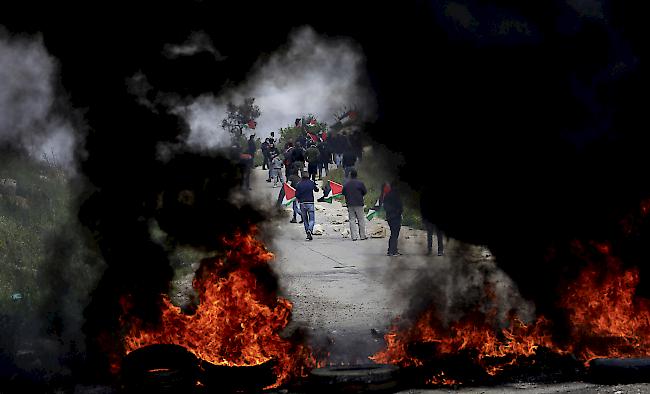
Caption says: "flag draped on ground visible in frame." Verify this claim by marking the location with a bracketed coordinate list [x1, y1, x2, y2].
[323, 180, 343, 203]
[366, 198, 381, 220]
[282, 183, 296, 206]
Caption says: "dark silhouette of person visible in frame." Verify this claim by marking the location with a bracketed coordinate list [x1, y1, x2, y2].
[382, 182, 403, 256]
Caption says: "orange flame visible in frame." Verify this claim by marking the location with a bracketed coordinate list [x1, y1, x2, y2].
[120, 230, 316, 387]
[561, 242, 650, 363]
[371, 239, 650, 385]
[370, 310, 557, 378]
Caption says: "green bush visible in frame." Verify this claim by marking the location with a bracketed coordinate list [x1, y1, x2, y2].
[278, 125, 303, 147]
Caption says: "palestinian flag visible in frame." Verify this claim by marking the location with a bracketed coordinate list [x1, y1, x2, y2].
[323, 180, 343, 203]
[308, 118, 317, 126]
[366, 199, 381, 220]
[245, 119, 257, 129]
[338, 110, 358, 123]
[282, 183, 296, 206]
[307, 132, 319, 143]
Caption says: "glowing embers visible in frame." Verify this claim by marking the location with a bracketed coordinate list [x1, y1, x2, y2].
[120, 230, 316, 388]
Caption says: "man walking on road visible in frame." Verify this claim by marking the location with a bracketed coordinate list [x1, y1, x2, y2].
[382, 182, 403, 256]
[295, 171, 319, 240]
[342, 169, 367, 241]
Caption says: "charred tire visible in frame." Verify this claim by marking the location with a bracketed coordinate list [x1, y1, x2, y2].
[121, 344, 199, 394]
[309, 364, 400, 393]
[588, 358, 650, 384]
[199, 359, 277, 392]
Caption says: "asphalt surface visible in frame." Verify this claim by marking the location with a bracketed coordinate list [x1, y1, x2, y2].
[249, 167, 650, 394]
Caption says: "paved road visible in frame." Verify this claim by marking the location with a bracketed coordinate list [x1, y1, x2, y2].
[249, 167, 650, 394]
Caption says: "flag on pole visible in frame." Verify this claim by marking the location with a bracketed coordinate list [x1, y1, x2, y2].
[323, 180, 343, 203]
[338, 110, 358, 123]
[366, 198, 381, 220]
[282, 183, 296, 206]
[308, 132, 319, 143]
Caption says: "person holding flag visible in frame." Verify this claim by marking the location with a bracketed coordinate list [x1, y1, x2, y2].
[295, 171, 319, 241]
[277, 168, 302, 224]
[366, 197, 381, 221]
[342, 169, 368, 241]
[320, 179, 343, 202]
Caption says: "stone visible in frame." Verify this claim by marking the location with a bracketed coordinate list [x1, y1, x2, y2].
[371, 226, 387, 238]
[312, 224, 325, 235]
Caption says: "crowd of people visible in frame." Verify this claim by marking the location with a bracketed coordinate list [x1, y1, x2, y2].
[240, 129, 444, 257]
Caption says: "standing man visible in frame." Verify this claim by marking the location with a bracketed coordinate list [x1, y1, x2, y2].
[317, 140, 330, 180]
[261, 138, 270, 171]
[342, 149, 357, 179]
[295, 171, 319, 241]
[382, 182, 403, 256]
[291, 141, 306, 173]
[420, 186, 444, 256]
[270, 153, 285, 187]
[306, 143, 320, 181]
[247, 134, 257, 165]
[239, 149, 253, 191]
[342, 169, 367, 241]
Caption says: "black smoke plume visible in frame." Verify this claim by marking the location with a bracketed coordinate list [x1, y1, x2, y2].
[3, 0, 648, 378]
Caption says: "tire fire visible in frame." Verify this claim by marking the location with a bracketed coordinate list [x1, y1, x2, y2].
[119, 229, 316, 387]
[371, 202, 650, 385]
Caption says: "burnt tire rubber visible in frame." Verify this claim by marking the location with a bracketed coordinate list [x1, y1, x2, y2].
[121, 344, 198, 394]
[588, 358, 650, 384]
[309, 364, 400, 393]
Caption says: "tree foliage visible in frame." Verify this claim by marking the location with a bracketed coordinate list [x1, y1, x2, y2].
[221, 97, 261, 136]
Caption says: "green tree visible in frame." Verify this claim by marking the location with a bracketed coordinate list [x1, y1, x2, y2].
[221, 97, 261, 137]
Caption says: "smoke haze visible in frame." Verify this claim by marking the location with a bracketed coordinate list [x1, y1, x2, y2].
[0, 29, 77, 171]
[180, 26, 375, 148]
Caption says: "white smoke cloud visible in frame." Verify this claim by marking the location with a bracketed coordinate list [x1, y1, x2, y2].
[0, 29, 77, 171]
[163, 31, 226, 60]
[179, 26, 375, 149]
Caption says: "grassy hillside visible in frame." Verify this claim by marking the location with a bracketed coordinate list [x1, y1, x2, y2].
[0, 151, 102, 323]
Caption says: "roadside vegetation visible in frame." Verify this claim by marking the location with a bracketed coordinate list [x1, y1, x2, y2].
[0, 150, 102, 321]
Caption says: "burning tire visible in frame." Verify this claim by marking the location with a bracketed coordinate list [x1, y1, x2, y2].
[588, 358, 650, 384]
[198, 359, 278, 393]
[309, 364, 400, 393]
[121, 344, 199, 393]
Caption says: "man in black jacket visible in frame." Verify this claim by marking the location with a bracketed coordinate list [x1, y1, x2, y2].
[421, 186, 444, 256]
[342, 149, 357, 178]
[382, 182, 403, 256]
[291, 141, 306, 172]
[342, 169, 367, 241]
